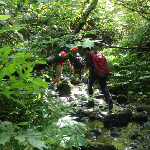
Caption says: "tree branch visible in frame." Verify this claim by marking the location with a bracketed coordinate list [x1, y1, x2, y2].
[107, 46, 149, 50]
[114, 2, 150, 20]
[72, 0, 98, 35]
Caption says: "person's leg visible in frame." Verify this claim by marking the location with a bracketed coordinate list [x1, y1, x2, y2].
[87, 74, 98, 107]
[79, 69, 81, 81]
[98, 77, 113, 110]
[88, 74, 96, 95]
[53, 64, 62, 85]
[98, 77, 110, 102]
[53, 76, 60, 85]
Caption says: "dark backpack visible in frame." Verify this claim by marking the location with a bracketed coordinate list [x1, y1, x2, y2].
[73, 53, 85, 69]
[89, 51, 111, 78]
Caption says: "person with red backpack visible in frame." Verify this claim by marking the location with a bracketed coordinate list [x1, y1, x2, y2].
[82, 39, 113, 110]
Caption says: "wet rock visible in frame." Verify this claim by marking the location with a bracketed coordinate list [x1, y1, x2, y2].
[71, 76, 80, 85]
[131, 112, 148, 122]
[111, 131, 121, 137]
[116, 95, 127, 103]
[99, 104, 103, 109]
[80, 143, 117, 150]
[124, 147, 134, 150]
[80, 117, 89, 122]
[95, 114, 103, 120]
[81, 108, 94, 116]
[77, 103, 84, 107]
[73, 103, 77, 107]
[130, 132, 141, 140]
[101, 111, 108, 117]
[91, 128, 102, 136]
[130, 142, 138, 148]
[89, 111, 97, 119]
[86, 100, 94, 107]
[121, 108, 132, 118]
[103, 109, 132, 127]
[136, 106, 144, 112]
[85, 132, 97, 140]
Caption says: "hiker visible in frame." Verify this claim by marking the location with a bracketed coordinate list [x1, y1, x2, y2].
[69, 45, 85, 80]
[50, 51, 73, 90]
[82, 40, 113, 110]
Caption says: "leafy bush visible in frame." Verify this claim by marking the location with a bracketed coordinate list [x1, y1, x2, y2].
[57, 80, 73, 96]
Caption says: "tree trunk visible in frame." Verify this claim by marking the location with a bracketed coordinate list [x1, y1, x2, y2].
[72, 0, 98, 35]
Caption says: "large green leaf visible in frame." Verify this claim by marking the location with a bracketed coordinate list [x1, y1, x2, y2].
[28, 137, 48, 149]
[77, 136, 87, 147]
[14, 134, 26, 143]
[0, 133, 11, 146]
[0, 15, 10, 20]
[33, 78, 48, 88]
[2, 64, 16, 75]
[0, 24, 26, 33]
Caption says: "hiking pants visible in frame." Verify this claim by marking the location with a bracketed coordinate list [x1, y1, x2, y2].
[88, 73, 111, 103]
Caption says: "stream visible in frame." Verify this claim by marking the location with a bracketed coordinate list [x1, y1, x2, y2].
[48, 77, 150, 150]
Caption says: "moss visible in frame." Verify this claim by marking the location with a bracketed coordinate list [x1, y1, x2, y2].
[116, 95, 127, 103]
[57, 80, 73, 96]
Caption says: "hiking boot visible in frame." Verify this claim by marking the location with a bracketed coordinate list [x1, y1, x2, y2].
[108, 97, 113, 110]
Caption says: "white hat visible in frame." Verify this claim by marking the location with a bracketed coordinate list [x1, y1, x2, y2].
[82, 39, 94, 50]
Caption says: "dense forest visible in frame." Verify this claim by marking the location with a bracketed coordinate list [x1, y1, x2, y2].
[0, 0, 150, 149]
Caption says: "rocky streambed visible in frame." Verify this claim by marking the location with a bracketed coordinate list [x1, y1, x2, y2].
[49, 77, 150, 150]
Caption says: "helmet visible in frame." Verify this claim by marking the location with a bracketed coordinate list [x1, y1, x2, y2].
[82, 39, 94, 50]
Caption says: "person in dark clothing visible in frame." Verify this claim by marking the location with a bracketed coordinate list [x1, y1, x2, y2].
[83, 40, 113, 110]
[69, 46, 85, 80]
[50, 51, 73, 90]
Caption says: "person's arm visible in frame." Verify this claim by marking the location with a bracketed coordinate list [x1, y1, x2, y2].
[66, 59, 73, 69]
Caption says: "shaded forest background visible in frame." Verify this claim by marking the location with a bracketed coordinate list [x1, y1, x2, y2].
[0, 0, 150, 149]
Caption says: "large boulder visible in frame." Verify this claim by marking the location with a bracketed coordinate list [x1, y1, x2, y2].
[116, 95, 128, 103]
[131, 112, 148, 122]
[103, 108, 132, 127]
[73, 143, 117, 150]
[57, 80, 73, 96]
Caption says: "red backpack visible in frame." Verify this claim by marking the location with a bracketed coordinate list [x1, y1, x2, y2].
[89, 51, 111, 78]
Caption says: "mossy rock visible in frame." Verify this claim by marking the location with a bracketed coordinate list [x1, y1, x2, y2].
[109, 84, 128, 95]
[71, 143, 117, 150]
[71, 76, 80, 85]
[103, 108, 132, 127]
[57, 80, 73, 96]
[116, 94, 127, 103]
[131, 112, 148, 122]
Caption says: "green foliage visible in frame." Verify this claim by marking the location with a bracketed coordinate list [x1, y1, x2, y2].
[57, 80, 73, 96]
[71, 75, 80, 85]
[0, 15, 10, 20]
[0, 0, 150, 149]
[0, 121, 48, 149]
[0, 90, 87, 149]
[0, 45, 48, 102]
[104, 46, 150, 101]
